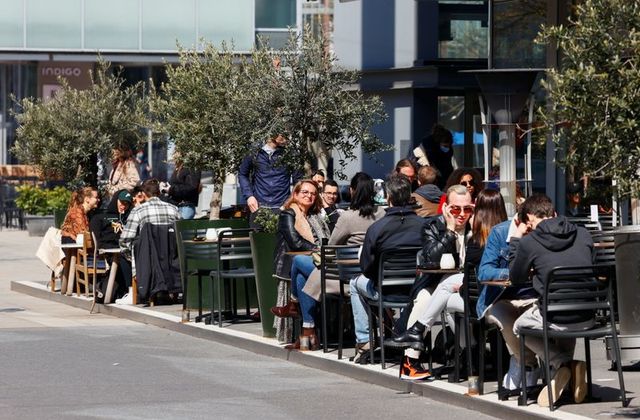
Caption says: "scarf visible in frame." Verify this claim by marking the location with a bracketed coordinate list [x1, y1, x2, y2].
[290, 203, 316, 244]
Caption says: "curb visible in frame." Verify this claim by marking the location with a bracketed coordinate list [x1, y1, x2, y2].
[12, 280, 588, 420]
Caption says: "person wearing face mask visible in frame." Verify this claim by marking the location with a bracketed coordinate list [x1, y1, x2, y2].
[408, 124, 458, 189]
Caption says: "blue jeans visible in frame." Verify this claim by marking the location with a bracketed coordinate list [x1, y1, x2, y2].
[179, 205, 196, 220]
[290, 255, 317, 328]
[349, 274, 378, 344]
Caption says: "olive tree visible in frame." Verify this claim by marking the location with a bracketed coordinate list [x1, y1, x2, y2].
[12, 59, 149, 187]
[537, 0, 640, 196]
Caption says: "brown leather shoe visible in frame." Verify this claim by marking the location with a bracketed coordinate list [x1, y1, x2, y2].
[270, 300, 300, 318]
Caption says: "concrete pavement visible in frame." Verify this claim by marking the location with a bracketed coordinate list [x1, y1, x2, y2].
[4, 228, 639, 419]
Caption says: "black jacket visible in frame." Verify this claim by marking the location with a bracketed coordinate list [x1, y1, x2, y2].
[168, 167, 201, 207]
[134, 223, 182, 301]
[89, 189, 130, 249]
[360, 206, 427, 285]
[509, 216, 594, 323]
[273, 208, 318, 278]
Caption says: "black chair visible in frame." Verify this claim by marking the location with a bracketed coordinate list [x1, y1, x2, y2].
[175, 219, 248, 321]
[453, 263, 503, 395]
[210, 228, 255, 327]
[518, 265, 627, 411]
[363, 247, 421, 369]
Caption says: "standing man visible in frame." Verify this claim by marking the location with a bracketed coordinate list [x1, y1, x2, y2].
[238, 134, 301, 229]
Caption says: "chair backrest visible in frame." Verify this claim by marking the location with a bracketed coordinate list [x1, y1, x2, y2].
[336, 245, 361, 283]
[462, 263, 481, 318]
[217, 228, 254, 268]
[376, 247, 421, 289]
[542, 265, 613, 322]
[591, 232, 616, 267]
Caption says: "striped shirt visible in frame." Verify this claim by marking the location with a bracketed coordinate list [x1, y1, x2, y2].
[119, 197, 181, 252]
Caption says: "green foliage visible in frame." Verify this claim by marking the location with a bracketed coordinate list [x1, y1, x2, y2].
[152, 27, 389, 187]
[250, 28, 390, 179]
[11, 58, 149, 185]
[536, 0, 640, 196]
[15, 185, 71, 215]
[252, 207, 279, 233]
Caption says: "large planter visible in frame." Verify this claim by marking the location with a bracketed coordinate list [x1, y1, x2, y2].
[250, 231, 278, 338]
[24, 214, 55, 236]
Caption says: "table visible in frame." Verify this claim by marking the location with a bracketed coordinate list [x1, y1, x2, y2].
[99, 248, 121, 304]
[482, 280, 512, 287]
[60, 243, 82, 295]
[415, 267, 461, 275]
[594, 241, 614, 248]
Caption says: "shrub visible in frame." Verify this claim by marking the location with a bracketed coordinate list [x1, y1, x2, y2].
[15, 185, 71, 216]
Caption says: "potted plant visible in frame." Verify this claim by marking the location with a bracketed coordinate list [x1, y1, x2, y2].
[15, 185, 71, 236]
[250, 208, 279, 337]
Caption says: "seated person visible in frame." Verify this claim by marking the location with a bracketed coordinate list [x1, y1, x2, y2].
[90, 189, 132, 299]
[271, 172, 384, 351]
[349, 174, 427, 362]
[60, 186, 100, 244]
[320, 179, 342, 232]
[508, 194, 593, 407]
[270, 179, 330, 345]
[411, 166, 442, 217]
[391, 189, 507, 380]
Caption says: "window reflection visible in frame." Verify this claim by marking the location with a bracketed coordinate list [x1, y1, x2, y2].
[438, 0, 488, 59]
[492, 0, 546, 68]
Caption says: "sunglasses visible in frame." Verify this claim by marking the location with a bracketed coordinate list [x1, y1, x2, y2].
[449, 205, 474, 216]
[460, 181, 473, 187]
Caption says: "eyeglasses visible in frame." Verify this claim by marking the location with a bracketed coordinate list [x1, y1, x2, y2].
[449, 205, 474, 216]
[323, 191, 338, 196]
[299, 190, 317, 197]
[460, 181, 473, 187]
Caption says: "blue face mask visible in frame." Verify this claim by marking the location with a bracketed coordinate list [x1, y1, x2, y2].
[440, 145, 450, 153]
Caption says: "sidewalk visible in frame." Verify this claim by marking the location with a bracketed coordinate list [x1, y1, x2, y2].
[4, 229, 638, 419]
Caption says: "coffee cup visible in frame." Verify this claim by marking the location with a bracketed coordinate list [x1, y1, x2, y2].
[439, 253, 455, 270]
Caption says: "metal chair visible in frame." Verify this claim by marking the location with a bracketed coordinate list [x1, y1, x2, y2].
[517, 265, 627, 411]
[454, 263, 504, 394]
[363, 247, 421, 369]
[175, 219, 248, 321]
[319, 244, 361, 358]
[210, 228, 255, 327]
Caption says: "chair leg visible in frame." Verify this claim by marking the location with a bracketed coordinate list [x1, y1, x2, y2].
[218, 275, 224, 328]
[426, 330, 433, 372]
[338, 298, 344, 359]
[585, 338, 593, 401]
[543, 333, 554, 411]
[452, 313, 461, 383]
[518, 335, 528, 406]
[321, 288, 328, 354]
[478, 328, 486, 393]
[464, 316, 473, 379]
[610, 327, 628, 407]
[244, 278, 250, 317]
[379, 304, 386, 369]
[496, 330, 504, 397]
[198, 273, 203, 319]
[131, 276, 137, 304]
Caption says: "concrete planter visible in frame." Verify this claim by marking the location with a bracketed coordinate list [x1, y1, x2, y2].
[24, 214, 55, 236]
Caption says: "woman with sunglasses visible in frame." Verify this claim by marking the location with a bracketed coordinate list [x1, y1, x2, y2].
[391, 189, 508, 370]
[271, 179, 330, 345]
[437, 167, 484, 213]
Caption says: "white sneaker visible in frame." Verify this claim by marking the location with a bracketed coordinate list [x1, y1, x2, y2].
[503, 356, 539, 390]
[115, 293, 132, 305]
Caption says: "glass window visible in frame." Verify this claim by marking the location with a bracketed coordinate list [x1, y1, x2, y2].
[26, 0, 82, 49]
[141, 0, 195, 50]
[492, 0, 546, 68]
[438, 96, 465, 165]
[0, 0, 24, 48]
[255, 0, 295, 28]
[198, 0, 254, 51]
[438, 1, 488, 59]
[85, 0, 139, 50]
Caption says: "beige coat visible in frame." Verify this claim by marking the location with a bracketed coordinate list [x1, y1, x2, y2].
[302, 207, 385, 300]
[106, 159, 140, 198]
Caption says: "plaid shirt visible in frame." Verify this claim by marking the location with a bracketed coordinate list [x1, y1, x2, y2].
[119, 197, 181, 252]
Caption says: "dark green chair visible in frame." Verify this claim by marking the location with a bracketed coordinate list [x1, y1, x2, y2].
[175, 219, 248, 322]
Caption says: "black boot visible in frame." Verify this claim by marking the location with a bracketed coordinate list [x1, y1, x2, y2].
[389, 322, 426, 350]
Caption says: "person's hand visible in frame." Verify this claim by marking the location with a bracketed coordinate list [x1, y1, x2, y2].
[513, 215, 530, 238]
[247, 196, 259, 213]
[442, 203, 457, 232]
[452, 283, 461, 293]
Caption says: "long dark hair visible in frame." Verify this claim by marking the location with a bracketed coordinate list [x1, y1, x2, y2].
[445, 167, 484, 200]
[471, 189, 507, 247]
[349, 172, 375, 218]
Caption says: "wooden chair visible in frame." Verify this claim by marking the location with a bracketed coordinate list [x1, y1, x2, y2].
[75, 230, 108, 297]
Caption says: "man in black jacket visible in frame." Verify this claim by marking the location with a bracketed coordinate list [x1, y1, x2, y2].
[391, 184, 473, 379]
[508, 194, 593, 407]
[349, 174, 427, 369]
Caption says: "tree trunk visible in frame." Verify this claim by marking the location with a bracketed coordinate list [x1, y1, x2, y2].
[208, 180, 223, 220]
